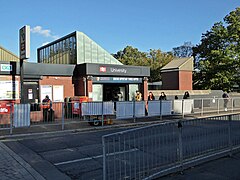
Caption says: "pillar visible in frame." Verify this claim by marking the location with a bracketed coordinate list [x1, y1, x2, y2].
[143, 77, 148, 101]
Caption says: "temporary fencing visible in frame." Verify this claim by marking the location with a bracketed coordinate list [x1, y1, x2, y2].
[102, 113, 240, 180]
[1, 97, 240, 135]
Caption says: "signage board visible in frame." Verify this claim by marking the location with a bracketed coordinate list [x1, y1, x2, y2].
[0, 103, 11, 114]
[0, 81, 19, 100]
[92, 76, 142, 83]
[0, 64, 12, 72]
[40, 85, 52, 101]
[19, 25, 30, 59]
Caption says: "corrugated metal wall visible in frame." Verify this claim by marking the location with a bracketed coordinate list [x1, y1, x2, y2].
[0, 46, 19, 62]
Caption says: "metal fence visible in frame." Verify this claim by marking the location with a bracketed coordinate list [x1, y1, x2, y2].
[102, 113, 240, 180]
[1, 97, 240, 135]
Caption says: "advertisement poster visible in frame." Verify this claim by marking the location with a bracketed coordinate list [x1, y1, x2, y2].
[40, 85, 52, 101]
[53, 85, 64, 102]
[0, 81, 19, 100]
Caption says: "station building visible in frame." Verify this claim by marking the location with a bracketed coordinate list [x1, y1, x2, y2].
[0, 31, 150, 104]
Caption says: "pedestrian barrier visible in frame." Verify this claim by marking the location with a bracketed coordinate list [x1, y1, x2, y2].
[13, 104, 30, 128]
[1, 97, 240, 135]
[102, 113, 240, 180]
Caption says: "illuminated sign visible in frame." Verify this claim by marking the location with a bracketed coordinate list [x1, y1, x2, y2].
[0, 64, 12, 71]
[99, 66, 127, 74]
[110, 68, 127, 73]
[99, 66, 106, 72]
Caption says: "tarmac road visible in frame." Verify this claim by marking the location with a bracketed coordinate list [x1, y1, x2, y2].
[3, 127, 131, 180]
[2, 118, 240, 180]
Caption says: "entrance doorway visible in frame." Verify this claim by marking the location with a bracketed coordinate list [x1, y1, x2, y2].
[103, 84, 126, 101]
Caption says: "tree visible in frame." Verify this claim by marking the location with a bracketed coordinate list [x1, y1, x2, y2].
[113, 46, 148, 66]
[193, 7, 240, 91]
[172, 42, 193, 58]
[113, 46, 173, 82]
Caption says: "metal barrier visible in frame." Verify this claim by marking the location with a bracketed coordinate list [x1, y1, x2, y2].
[102, 113, 240, 180]
[1, 97, 240, 135]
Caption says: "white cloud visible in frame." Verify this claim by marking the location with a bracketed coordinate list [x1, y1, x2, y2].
[31, 26, 58, 39]
[41, 42, 50, 46]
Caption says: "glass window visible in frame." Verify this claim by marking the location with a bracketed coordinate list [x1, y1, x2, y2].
[129, 84, 139, 101]
[92, 84, 103, 101]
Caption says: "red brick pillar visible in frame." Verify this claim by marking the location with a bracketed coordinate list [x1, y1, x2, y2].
[87, 76, 93, 101]
[73, 77, 85, 96]
[143, 77, 148, 101]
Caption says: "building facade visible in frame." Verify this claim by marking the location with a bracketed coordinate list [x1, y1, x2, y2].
[0, 31, 150, 104]
[161, 57, 193, 90]
[37, 31, 122, 65]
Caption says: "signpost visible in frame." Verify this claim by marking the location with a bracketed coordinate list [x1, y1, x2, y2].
[19, 25, 30, 103]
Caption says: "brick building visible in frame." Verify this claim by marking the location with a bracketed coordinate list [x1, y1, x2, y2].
[0, 31, 150, 104]
[161, 57, 193, 90]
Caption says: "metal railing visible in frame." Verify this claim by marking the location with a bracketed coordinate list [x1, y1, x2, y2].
[1, 97, 240, 135]
[102, 113, 240, 180]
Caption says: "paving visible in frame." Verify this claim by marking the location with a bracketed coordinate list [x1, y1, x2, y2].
[0, 141, 45, 180]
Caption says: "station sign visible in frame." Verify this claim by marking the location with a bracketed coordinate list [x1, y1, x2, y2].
[93, 76, 142, 83]
[0, 103, 11, 114]
[0, 64, 12, 71]
[19, 25, 30, 59]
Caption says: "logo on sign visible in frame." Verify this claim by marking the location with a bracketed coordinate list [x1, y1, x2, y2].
[99, 66, 107, 72]
[1, 64, 12, 71]
[0, 108, 8, 113]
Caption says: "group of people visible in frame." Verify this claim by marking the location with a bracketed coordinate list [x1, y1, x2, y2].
[147, 91, 190, 101]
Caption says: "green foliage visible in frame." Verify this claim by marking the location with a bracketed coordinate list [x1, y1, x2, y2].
[172, 42, 193, 58]
[113, 46, 173, 82]
[193, 7, 240, 91]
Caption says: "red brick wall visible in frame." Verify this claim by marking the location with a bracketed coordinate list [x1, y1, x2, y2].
[87, 79, 93, 101]
[73, 77, 85, 96]
[40, 76, 74, 98]
[143, 79, 148, 101]
[179, 71, 192, 90]
[161, 72, 179, 90]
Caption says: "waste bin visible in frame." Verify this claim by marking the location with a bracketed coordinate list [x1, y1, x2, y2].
[71, 96, 88, 116]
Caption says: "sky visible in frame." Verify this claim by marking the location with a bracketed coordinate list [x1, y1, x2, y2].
[0, 0, 239, 63]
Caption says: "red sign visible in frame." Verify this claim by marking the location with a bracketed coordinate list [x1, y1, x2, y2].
[0, 103, 11, 114]
[99, 66, 106, 72]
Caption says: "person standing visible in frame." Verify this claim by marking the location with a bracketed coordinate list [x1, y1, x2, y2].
[42, 95, 52, 122]
[146, 92, 155, 116]
[148, 92, 155, 101]
[183, 91, 190, 99]
[222, 92, 229, 111]
[159, 92, 167, 100]
[135, 90, 142, 101]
